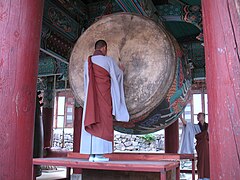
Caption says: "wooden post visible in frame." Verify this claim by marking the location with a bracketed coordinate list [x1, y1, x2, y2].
[42, 107, 54, 148]
[73, 106, 83, 174]
[202, 0, 240, 179]
[165, 120, 179, 153]
[0, 0, 44, 180]
[42, 84, 55, 149]
[160, 172, 166, 180]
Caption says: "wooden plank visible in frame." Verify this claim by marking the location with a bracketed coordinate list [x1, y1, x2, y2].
[179, 154, 195, 159]
[33, 157, 179, 173]
[82, 169, 161, 180]
[67, 152, 181, 161]
[67, 152, 195, 160]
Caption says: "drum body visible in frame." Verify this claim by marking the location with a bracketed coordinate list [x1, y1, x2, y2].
[69, 13, 191, 134]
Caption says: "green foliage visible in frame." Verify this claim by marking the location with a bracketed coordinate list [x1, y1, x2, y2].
[141, 134, 156, 142]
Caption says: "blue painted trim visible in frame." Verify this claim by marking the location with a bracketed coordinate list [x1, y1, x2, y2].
[133, 0, 147, 16]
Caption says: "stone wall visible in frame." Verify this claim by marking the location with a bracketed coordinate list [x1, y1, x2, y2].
[114, 133, 164, 152]
[52, 129, 165, 152]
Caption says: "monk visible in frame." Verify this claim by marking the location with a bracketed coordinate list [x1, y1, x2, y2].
[80, 40, 129, 162]
[179, 113, 210, 180]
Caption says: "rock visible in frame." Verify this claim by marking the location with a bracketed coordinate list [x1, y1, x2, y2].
[124, 141, 132, 147]
[122, 138, 127, 143]
[115, 134, 121, 139]
[115, 140, 121, 144]
[115, 143, 124, 150]
[126, 146, 134, 151]
[126, 135, 132, 139]
[120, 146, 126, 151]
[132, 141, 138, 146]
[150, 143, 156, 148]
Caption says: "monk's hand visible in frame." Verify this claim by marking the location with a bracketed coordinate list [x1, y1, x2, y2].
[118, 62, 125, 72]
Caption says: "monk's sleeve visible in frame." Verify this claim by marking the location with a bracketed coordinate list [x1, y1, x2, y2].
[109, 59, 129, 122]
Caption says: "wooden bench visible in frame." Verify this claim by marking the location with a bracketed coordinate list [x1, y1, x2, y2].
[33, 153, 180, 180]
[69, 152, 196, 179]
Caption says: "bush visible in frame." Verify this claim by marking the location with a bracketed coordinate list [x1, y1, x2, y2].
[141, 134, 156, 142]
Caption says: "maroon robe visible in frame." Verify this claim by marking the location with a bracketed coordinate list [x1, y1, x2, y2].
[84, 54, 113, 142]
[195, 129, 210, 178]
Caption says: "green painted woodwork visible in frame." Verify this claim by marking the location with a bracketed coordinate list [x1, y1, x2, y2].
[164, 21, 200, 39]
[182, 41, 205, 78]
[38, 57, 56, 75]
[181, 0, 201, 5]
[157, 4, 202, 40]
[157, 4, 182, 16]
[55, 0, 87, 17]
[193, 68, 205, 78]
[87, 0, 122, 25]
[43, 0, 80, 41]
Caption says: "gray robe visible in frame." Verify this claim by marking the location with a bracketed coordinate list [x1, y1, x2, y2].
[178, 122, 210, 180]
[178, 122, 201, 154]
[80, 55, 129, 154]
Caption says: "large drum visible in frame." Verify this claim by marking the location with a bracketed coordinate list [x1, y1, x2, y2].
[69, 13, 191, 134]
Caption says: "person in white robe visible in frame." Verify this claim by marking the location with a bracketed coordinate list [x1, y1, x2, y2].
[178, 113, 210, 180]
[80, 40, 129, 162]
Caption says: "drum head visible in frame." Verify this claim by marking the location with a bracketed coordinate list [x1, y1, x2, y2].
[69, 13, 176, 119]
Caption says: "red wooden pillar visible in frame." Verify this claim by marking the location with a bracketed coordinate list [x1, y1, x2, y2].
[73, 106, 83, 174]
[165, 120, 179, 153]
[0, 1, 44, 180]
[202, 0, 240, 179]
[42, 107, 54, 148]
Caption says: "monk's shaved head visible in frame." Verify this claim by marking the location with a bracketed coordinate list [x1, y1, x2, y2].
[95, 40, 107, 50]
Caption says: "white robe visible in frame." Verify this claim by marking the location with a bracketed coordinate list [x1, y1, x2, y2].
[178, 122, 201, 154]
[178, 123, 210, 180]
[80, 55, 129, 154]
